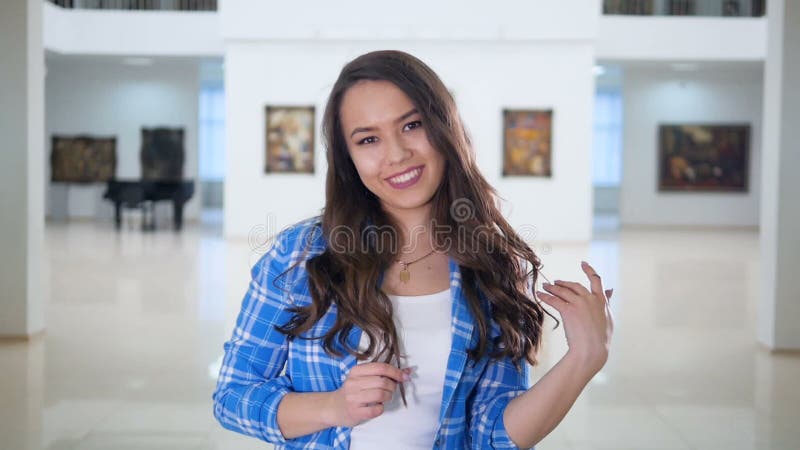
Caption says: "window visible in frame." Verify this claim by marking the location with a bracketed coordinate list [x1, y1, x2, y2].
[199, 81, 225, 181]
[593, 89, 623, 187]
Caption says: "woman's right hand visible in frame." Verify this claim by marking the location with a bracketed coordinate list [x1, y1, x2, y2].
[327, 362, 411, 428]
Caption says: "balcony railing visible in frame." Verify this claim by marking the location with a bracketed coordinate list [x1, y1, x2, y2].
[603, 0, 766, 17]
[47, 0, 217, 11]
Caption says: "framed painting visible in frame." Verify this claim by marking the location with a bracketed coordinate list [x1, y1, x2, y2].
[265, 105, 315, 174]
[502, 109, 553, 177]
[51, 135, 117, 183]
[658, 124, 749, 192]
[141, 127, 185, 181]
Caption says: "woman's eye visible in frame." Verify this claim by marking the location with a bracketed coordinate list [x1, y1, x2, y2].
[356, 121, 420, 145]
[404, 120, 422, 131]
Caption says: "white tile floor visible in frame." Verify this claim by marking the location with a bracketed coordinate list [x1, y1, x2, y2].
[1, 217, 798, 450]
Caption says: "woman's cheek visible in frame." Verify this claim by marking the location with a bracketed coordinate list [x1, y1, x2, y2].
[361, 153, 385, 176]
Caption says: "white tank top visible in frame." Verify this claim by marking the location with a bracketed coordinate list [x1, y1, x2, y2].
[348, 287, 452, 450]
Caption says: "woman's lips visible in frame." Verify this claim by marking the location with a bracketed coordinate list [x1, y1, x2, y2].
[385, 165, 424, 189]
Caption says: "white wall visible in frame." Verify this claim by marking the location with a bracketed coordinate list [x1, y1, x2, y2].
[620, 66, 763, 227]
[45, 58, 201, 222]
[224, 41, 596, 242]
[597, 16, 766, 61]
[758, 0, 800, 349]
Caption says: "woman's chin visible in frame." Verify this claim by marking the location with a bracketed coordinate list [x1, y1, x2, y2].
[379, 196, 435, 213]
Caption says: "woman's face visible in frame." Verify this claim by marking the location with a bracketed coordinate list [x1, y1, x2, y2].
[340, 80, 446, 217]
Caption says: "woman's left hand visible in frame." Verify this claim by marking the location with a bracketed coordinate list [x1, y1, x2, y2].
[536, 261, 614, 373]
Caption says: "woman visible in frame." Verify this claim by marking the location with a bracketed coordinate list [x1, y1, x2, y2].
[213, 50, 614, 450]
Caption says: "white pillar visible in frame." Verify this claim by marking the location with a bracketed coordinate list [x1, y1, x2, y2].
[0, 0, 45, 337]
[758, 0, 800, 350]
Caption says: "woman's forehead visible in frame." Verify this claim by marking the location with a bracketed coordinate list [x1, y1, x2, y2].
[340, 80, 416, 127]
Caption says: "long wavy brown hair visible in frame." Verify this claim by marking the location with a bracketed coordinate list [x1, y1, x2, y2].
[275, 50, 558, 397]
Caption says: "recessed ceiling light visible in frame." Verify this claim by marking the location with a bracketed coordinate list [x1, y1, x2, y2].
[670, 63, 699, 71]
[123, 57, 154, 66]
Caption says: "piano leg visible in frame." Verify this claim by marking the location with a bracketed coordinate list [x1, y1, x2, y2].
[142, 202, 156, 231]
[114, 202, 122, 230]
[173, 201, 184, 231]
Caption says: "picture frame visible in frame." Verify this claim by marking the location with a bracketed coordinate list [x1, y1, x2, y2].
[141, 127, 185, 181]
[265, 105, 315, 174]
[657, 124, 750, 192]
[50, 135, 117, 183]
[502, 109, 553, 177]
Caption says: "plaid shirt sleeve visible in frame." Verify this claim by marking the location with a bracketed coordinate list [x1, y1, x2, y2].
[212, 229, 299, 445]
[468, 355, 533, 449]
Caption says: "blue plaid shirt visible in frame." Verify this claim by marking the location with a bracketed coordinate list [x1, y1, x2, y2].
[212, 216, 533, 449]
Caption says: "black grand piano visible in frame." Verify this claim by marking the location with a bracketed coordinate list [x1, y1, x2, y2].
[98, 127, 195, 231]
[103, 179, 194, 231]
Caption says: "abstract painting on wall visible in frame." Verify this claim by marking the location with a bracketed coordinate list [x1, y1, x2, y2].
[51, 135, 117, 183]
[265, 105, 315, 174]
[141, 127, 186, 181]
[502, 109, 553, 177]
[658, 124, 749, 192]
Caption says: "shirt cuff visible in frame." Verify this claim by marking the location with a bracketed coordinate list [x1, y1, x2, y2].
[489, 391, 534, 450]
[259, 381, 293, 444]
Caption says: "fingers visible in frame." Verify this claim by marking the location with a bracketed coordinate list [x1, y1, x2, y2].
[535, 289, 570, 313]
[357, 375, 399, 395]
[356, 387, 394, 406]
[350, 362, 406, 383]
[553, 279, 590, 297]
[342, 364, 402, 423]
[580, 261, 604, 296]
[347, 362, 407, 402]
[362, 403, 384, 420]
[541, 283, 614, 308]
[542, 282, 581, 303]
[541, 261, 613, 306]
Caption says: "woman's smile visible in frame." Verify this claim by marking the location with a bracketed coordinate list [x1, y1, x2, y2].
[385, 165, 424, 189]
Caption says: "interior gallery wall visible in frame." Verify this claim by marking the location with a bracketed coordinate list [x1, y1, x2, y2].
[224, 41, 596, 242]
[45, 58, 201, 222]
[620, 66, 763, 227]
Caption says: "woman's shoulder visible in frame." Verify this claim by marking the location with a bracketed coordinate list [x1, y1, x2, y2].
[276, 215, 326, 252]
[253, 215, 326, 268]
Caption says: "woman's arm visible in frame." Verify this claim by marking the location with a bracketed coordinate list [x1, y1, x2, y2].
[502, 350, 602, 448]
[503, 261, 613, 448]
[275, 391, 339, 439]
[212, 229, 308, 445]
[276, 362, 408, 438]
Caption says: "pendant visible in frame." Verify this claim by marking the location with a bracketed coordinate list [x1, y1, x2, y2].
[399, 267, 411, 283]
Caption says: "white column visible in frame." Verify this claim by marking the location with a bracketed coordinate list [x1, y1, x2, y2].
[758, 0, 800, 350]
[0, 0, 45, 337]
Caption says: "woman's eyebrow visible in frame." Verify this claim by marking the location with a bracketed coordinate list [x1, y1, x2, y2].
[349, 108, 419, 138]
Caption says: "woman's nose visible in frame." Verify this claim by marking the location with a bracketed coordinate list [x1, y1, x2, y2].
[386, 136, 412, 165]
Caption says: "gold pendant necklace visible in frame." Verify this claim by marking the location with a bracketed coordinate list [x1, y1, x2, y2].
[396, 248, 437, 284]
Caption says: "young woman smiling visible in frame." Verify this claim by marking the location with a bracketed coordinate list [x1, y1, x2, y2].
[213, 50, 614, 450]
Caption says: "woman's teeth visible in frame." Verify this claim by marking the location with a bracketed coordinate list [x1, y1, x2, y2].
[389, 167, 421, 184]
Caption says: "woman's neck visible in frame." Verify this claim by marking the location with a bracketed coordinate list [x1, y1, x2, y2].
[382, 203, 436, 255]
